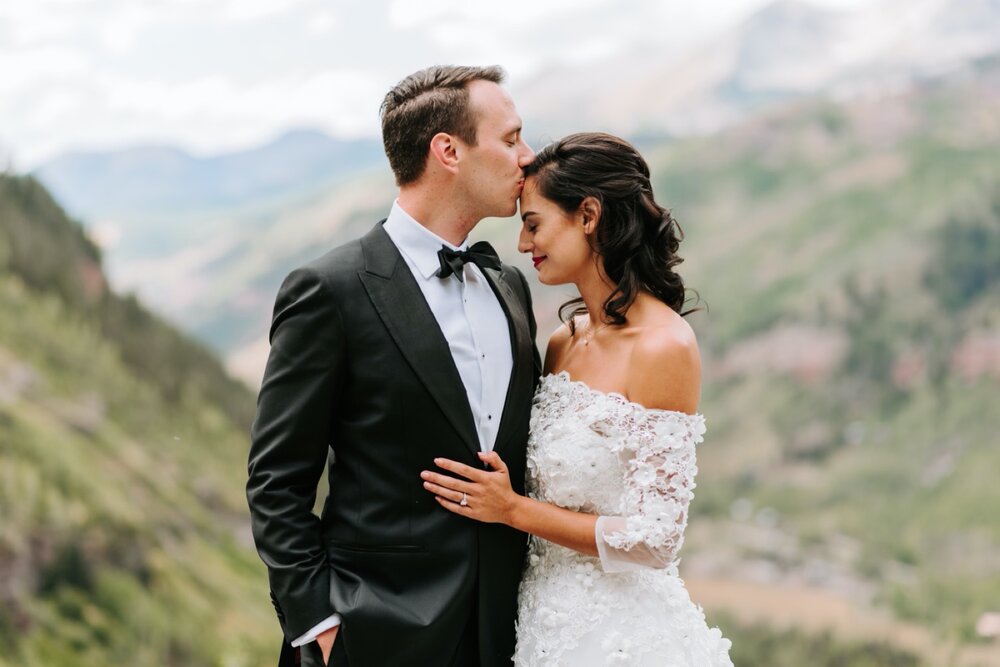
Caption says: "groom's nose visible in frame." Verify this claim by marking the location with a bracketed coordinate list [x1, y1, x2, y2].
[517, 139, 534, 167]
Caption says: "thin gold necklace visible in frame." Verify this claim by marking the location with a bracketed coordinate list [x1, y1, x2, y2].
[580, 319, 610, 346]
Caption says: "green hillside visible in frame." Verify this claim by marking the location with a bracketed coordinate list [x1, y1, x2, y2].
[645, 58, 1000, 663]
[0, 174, 275, 666]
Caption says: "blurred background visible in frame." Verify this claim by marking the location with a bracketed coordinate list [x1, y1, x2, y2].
[2, 0, 999, 665]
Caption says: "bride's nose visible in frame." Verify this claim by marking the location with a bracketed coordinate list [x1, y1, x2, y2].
[517, 227, 532, 254]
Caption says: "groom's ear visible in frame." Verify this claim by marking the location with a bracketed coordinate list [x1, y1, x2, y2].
[580, 196, 602, 235]
[429, 132, 460, 174]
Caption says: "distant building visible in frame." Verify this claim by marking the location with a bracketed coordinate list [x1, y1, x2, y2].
[976, 612, 1000, 639]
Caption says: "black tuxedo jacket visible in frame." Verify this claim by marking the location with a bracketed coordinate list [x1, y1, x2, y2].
[247, 221, 541, 666]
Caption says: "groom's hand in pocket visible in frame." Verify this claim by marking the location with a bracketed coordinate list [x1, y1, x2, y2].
[316, 625, 339, 665]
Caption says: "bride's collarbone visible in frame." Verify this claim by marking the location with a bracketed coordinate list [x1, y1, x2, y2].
[552, 318, 667, 397]
[552, 354, 632, 398]
[554, 334, 631, 392]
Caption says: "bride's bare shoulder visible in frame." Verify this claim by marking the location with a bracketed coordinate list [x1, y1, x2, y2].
[626, 312, 701, 414]
[543, 320, 575, 375]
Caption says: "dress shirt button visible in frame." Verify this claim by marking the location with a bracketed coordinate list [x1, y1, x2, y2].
[488, 415, 492, 420]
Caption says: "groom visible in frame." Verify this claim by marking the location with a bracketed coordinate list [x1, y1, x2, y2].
[247, 65, 540, 667]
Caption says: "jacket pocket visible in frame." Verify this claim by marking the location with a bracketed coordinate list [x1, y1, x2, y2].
[325, 541, 425, 554]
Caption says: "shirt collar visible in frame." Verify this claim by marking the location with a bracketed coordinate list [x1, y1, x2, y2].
[383, 200, 468, 280]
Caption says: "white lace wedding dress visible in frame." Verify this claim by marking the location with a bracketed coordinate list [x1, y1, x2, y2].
[513, 372, 733, 667]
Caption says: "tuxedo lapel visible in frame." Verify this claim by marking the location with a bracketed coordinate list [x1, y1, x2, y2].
[481, 265, 532, 458]
[359, 224, 480, 456]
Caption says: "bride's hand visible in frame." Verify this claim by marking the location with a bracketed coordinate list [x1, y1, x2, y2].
[421, 451, 521, 525]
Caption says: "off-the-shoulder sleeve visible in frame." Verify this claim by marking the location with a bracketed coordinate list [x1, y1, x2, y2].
[594, 410, 705, 573]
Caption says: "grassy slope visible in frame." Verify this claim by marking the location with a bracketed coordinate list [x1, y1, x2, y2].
[0, 176, 276, 666]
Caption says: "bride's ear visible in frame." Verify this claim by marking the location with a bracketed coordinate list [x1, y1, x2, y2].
[580, 196, 601, 236]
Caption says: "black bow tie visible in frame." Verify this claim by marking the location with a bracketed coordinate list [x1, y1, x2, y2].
[436, 241, 502, 282]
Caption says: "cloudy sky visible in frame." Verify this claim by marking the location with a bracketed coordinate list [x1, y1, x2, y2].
[1, 0, 872, 168]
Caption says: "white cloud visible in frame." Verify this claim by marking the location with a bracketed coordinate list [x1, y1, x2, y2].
[0, 0, 884, 168]
[0, 47, 90, 94]
[388, 0, 610, 29]
[93, 68, 381, 128]
[35, 91, 87, 125]
[221, 0, 312, 23]
[306, 10, 338, 34]
[0, 3, 80, 46]
[561, 35, 623, 65]
[65, 68, 384, 153]
[98, 5, 159, 54]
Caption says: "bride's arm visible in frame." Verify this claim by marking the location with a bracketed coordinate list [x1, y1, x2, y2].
[591, 416, 701, 572]
[593, 328, 703, 571]
[423, 399, 703, 570]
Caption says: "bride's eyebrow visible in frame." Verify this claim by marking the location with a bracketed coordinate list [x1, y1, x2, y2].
[521, 211, 537, 222]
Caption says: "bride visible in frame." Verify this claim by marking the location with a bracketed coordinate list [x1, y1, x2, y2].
[421, 132, 733, 666]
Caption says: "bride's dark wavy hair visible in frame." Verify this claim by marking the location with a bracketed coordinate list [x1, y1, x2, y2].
[523, 132, 700, 332]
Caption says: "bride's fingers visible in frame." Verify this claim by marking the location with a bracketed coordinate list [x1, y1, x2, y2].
[435, 495, 474, 516]
[433, 457, 489, 482]
[420, 470, 475, 494]
[477, 450, 508, 472]
[422, 480, 466, 503]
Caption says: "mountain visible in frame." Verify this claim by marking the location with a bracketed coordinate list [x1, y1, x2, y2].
[31, 129, 393, 385]
[0, 173, 276, 666]
[34, 128, 386, 221]
[516, 0, 1000, 138]
[93, 168, 397, 384]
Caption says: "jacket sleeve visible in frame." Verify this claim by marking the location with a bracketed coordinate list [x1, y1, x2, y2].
[246, 266, 345, 640]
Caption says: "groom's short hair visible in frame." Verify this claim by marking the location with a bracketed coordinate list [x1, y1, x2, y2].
[380, 65, 506, 186]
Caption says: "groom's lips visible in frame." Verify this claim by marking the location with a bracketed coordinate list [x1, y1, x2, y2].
[532, 256, 546, 269]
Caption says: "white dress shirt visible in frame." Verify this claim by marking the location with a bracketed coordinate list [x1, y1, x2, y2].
[293, 201, 514, 647]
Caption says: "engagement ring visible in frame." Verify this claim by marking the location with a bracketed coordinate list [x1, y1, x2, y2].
[460, 492, 469, 507]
